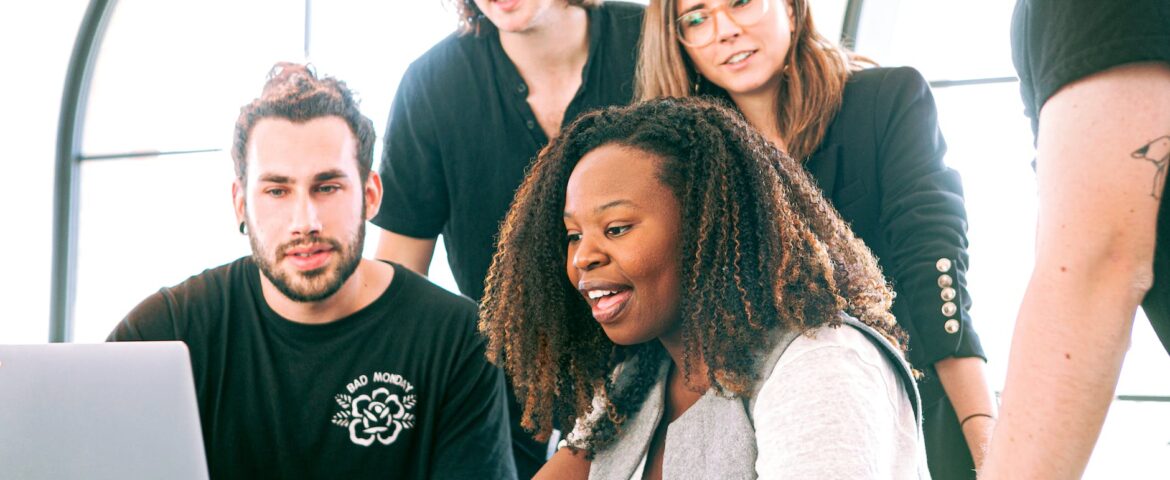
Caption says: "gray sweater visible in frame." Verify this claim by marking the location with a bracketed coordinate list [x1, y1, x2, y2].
[576, 315, 930, 479]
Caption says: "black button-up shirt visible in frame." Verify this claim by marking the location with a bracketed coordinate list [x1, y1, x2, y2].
[373, 2, 644, 303]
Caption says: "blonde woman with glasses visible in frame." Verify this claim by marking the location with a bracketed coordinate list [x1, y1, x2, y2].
[637, 1, 996, 478]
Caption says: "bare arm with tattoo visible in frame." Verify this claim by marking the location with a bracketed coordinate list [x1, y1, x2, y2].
[982, 62, 1170, 478]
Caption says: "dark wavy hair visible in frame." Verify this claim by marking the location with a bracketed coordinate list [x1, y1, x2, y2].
[450, 0, 600, 35]
[479, 97, 903, 455]
[231, 62, 375, 185]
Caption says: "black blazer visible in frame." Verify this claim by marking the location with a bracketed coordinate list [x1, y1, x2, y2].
[806, 66, 984, 369]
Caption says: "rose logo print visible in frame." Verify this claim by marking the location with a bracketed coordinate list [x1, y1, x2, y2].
[331, 371, 417, 447]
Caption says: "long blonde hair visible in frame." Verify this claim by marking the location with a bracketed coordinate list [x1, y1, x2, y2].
[635, 0, 871, 161]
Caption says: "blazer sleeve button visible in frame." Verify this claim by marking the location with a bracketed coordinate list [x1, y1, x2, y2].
[944, 319, 960, 334]
[941, 287, 956, 301]
[938, 274, 953, 288]
[936, 258, 953, 272]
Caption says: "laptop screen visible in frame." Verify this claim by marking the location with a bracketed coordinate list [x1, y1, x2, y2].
[0, 342, 208, 480]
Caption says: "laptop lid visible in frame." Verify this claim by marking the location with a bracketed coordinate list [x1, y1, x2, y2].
[0, 342, 209, 480]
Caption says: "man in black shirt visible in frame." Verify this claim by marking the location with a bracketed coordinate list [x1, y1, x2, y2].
[371, 1, 643, 476]
[983, 1, 1170, 477]
[109, 63, 516, 479]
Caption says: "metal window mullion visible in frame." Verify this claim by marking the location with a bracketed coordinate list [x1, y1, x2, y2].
[79, 148, 223, 162]
[51, 0, 118, 342]
[928, 76, 1019, 89]
[840, 0, 864, 48]
[304, 0, 312, 59]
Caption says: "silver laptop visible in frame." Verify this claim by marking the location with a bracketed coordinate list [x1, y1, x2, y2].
[0, 342, 209, 480]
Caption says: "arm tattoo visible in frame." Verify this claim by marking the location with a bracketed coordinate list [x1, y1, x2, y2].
[1132, 135, 1170, 199]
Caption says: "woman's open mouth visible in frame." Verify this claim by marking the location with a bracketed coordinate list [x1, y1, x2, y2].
[581, 284, 633, 324]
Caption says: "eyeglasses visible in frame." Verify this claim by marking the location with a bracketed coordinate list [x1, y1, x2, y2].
[675, 0, 771, 48]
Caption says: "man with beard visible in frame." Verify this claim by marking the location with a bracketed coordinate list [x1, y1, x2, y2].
[108, 63, 516, 480]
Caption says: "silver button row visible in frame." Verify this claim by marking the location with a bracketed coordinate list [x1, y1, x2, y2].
[938, 258, 958, 335]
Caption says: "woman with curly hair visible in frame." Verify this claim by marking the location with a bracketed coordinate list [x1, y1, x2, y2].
[479, 97, 929, 479]
[636, 1, 996, 476]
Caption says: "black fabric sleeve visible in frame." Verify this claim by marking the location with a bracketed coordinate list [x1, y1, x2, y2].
[371, 61, 450, 238]
[873, 67, 985, 366]
[431, 309, 517, 479]
[1012, 0, 1170, 134]
[106, 290, 181, 342]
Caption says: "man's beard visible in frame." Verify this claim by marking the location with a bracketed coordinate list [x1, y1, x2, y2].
[249, 221, 366, 303]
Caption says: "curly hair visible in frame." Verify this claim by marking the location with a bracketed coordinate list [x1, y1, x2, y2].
[449, 0, 600, 35]
[479, 97, 903, 455]
[231, 62, 375, 185]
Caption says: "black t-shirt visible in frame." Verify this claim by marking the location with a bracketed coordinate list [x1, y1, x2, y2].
[108, 258, 516, 480]
[372, 1, 644, 303]
[1012, 0, 1170, 353]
